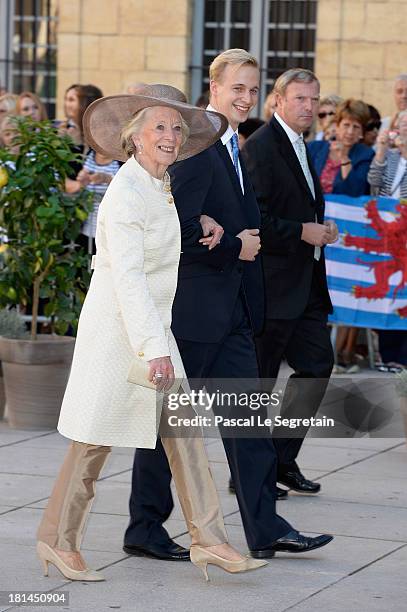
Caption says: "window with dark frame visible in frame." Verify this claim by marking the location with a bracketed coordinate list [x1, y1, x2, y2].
[0, 0, 57, 118]
[190, 0, 318, 113]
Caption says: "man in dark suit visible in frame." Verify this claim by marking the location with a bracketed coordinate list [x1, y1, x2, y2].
[123, 52, 333, 561]
[242, 69, 338, 496]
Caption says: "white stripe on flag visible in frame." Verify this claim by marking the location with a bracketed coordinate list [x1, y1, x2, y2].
[327, 240, 392, 255]
[326, 260, 403, 287]
[325, 201, 396, 224]
[330, 290, 407, 314]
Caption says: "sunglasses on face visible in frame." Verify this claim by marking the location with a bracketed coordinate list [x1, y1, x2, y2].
[366, 121, 381, 131]
[318, 111, 335, 119]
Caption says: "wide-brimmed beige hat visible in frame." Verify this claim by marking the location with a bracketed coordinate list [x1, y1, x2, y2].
[83, 84, 227, 162]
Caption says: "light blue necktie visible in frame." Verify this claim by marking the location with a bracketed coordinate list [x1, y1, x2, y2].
[231, 133, 240, 176]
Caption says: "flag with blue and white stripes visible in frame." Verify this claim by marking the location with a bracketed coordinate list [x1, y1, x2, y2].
[324, 195, 407, 330]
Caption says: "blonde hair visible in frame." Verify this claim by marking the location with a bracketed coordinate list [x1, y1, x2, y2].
[16, 91, 48, 120]
[209, 48, 259, 83]
[263, 91, 276, 121]
[0, 93, 18, 114]
[273, 68, 319, 97]
[0, 114, 18, 132]
[120, 106, 190, 158]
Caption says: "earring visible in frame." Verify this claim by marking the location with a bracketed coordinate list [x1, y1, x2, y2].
[138, 142, 144, 154]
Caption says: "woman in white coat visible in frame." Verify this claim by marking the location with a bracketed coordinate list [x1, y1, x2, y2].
[36, 85, 267, 582]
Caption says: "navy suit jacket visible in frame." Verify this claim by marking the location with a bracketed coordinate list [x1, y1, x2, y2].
[169, 140, 264, 343]
[242, 116, 333, 320]
[308, 140, 374, 196]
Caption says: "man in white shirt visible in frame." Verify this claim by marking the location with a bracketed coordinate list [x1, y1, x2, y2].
[243, 68, 338, 497]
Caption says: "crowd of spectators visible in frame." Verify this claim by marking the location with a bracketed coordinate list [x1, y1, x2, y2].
[0, 72, 406, 370]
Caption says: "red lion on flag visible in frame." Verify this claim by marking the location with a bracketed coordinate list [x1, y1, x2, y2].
[343, 199, 407, 318]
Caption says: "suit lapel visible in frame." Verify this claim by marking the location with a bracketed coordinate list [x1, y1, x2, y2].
[215, 140, 259, 226]
[241, 155, 261, 227]
[271, 118, 316, 205]
[215, 140, 244, 204]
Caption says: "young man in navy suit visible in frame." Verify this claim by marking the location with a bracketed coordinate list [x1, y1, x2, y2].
[123, 52, 333, 560]
[242, 69, 338, 496]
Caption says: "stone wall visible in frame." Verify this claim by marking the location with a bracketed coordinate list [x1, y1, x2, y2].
[56, 0, 191, 116]
[57, 0, 407, 119]
[315, 0, 407, 116]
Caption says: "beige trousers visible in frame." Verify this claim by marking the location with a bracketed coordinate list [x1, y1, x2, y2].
[37, 431, 227, 551]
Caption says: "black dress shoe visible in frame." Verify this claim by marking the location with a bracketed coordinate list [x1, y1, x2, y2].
[276, 486, 288, 500]
[251, 530, 333, 558]
[230, 478, 288, 500]
[123, 539, 190, 561]
[278, 470, 321, 494]
[228, 477, 236, 494]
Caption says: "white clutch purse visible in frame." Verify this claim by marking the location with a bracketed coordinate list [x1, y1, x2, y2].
[127, 358, 183, 394]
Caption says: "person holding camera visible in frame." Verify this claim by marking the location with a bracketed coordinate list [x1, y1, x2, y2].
[369, 110, 407, 199]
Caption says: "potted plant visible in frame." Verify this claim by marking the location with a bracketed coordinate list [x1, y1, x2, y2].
[396, 370, 407, 445]
[0, 117, 92, 429]
[0, 308, 28, 421]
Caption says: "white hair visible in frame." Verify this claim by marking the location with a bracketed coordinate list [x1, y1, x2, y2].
[120, 107, 190, 158]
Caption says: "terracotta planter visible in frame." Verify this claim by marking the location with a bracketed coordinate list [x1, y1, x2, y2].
[0, 335, 75, 430]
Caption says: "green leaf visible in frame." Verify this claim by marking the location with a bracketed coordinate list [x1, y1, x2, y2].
[19, 176, 33, 188]
[0, 117, 93, 335]
[55, 149, 71, 160]
[75, 207, 88, 222]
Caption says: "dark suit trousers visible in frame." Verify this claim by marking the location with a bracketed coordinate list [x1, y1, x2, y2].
[125, 295, 292, 550]
[256, 268, 334, 474]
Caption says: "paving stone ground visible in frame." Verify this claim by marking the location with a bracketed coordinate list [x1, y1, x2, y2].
[0, 370, 406, 612]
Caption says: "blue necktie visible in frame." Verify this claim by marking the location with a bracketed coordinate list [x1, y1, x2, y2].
[231, 133, 240, 176]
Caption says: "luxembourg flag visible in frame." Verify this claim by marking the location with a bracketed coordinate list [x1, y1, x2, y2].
[324, 195, 407, 330]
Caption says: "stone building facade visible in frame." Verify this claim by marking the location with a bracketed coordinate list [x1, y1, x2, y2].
[56, 0, 406, 118]
[315, 0, 407, 115]
[56, 0, 192, 113]
[1, 1, 405, 118]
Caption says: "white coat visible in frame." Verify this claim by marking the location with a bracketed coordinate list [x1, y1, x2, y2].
[57, 156, 186, 448]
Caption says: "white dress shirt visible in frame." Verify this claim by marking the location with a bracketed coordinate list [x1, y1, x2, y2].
[274, 112, 314, 194]
[274, 112, 320, 260]
[207, 103, 244, 193]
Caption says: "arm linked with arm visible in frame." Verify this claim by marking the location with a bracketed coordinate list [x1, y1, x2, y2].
[170, 151, 242, 268]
